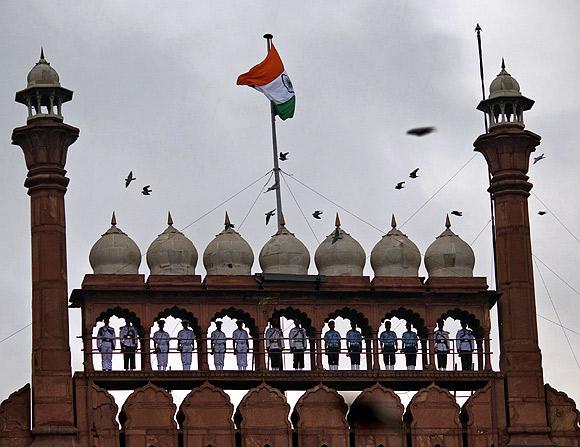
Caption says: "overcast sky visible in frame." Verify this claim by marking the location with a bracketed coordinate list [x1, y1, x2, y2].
[0, 1, 579, 409]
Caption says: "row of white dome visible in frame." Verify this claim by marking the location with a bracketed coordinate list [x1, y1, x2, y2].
[89, 212, 475, 278]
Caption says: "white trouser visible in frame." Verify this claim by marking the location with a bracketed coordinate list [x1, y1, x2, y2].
[157, 345, 169, 370]
[100, 342, 113, 370]
[181, 345, 193, 370]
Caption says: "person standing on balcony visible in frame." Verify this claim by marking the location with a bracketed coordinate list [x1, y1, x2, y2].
[152, 319, 170, 371]
[434, 319, 450, 371]
[324, 320, 342, 371]
[346, 322, 363, 370]
[265, 319, 285, 371]
[233, 320, 250, 371]
[401, 322, 419, 370]
[289, 319, 307, 370]
[379, 320, 398, 370]
[96, 318, 115, 371]
[177, 320, 195, 371]
[211, 320, 227, 370]
[456, 321, 475, 371]
[119, 319, 138, 371]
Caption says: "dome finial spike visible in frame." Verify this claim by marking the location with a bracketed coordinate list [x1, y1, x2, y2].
[111, 211, 117, 226]
[445, 214, 451, 229]
[279, 212, 286, 227]
[224, 211, 231, 226]
[391, 214, 397, 228]
[501, 57, 505, 70]
[335, 212, 341, 227]
[40, 47, 45, 60]
[167, 211, 173, 226]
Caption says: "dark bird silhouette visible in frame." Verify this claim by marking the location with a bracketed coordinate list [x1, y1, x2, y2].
[265, 209, 276, 225]
[538, 211, 547, 216]
[451, 210, 463, 217]
[409, 168, 419, 179]
[533, 153, 546, 164]
[312, 210, 323, 219]
[125, 171, 136, 187]
[406, 126, 436, 137]
[141, 185, 152, 195]
[265, 181, 279, 193]
[279, 152, 289, 161]
[395, 182, 405, 190]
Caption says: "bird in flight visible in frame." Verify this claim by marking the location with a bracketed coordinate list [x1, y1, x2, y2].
[265, 181, 279, 193]
[141, 185, 152, 195]
[125, 171, 136, 188]
[406, 126, 436, 137]
[533, 154, 546, 164]
[538, 211, 547, 216]
[312, 210, 323, 219]
[279, 152, 289, 161]
[451, 210, 463, 216]
[409, 168, 419, 179]
[395, 182, 405, 190]
[265, 209, 276, 225]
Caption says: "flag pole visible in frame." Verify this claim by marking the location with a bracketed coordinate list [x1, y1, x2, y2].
[264, 33, 284, 229]
[475, 23, 499, 291]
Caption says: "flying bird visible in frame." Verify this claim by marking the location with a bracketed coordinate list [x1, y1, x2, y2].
[406, 126, 436, 137]
[265, 209, 276, 225]
[125, 171, 136, 187]
[279, 152, 289, 161]
[395, 182, 405, 190]
[451, 210, 463, 217]
[533, 154, 546, 164]
[265, 181, 279, 193]
[409, 168, 419, 179]
[312, 210, 323, 219]
[141, 185, 152, 195]
[538, 211, 547, 216]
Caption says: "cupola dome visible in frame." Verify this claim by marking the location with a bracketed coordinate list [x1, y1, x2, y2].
[370, 215, 421, 276]
[259, 215, 310, 275]
[425, 215, 475, 277]
[146, 212, 198, 275]
[27, 49, 60, 87]
[203, 212, 254, 275]
[314, 214, 365, 276]
[89, 213, 141, 274]
[489, 59, 521, 99]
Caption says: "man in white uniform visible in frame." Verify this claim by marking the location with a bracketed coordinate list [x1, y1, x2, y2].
[152, 319, 171, 371]
[289, 319, 307, 370]
[177, 320, 195, 371]
[456, 321, 475, 371]
[97, 318, 115, 371]
[232, 320, 249, 371]
[211, 320, 227, 370]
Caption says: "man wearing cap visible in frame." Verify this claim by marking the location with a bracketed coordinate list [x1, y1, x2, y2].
[232, 320, 249, 371]
[456, 321, 475, 371]
[152, 319, 171, 371]
[324, 320, 342, 371]
[177, 320, 195, 371]
[434, 319, 450, 371]
[97, 318, 116, 371]
[289, 319, 307, 370]
[346, 321, 363, 370]
[379, 320, 398, 370]
[119, 318, 138, 371]
[265, 319, 285, 371]
[401, 322, 419, 370]
[211, 321, 227, 370]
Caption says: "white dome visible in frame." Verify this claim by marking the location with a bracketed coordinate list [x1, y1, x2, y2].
[89, 213, 141, 274]
[425, 215, 475, 277]
[259, 218, 310, 275]
[147, 213, 198, 275]
[27, 51, 60, 88]
[489, 59, 521, 99]
[314, 214, 365, 276]
[371, 215, 421, 277]
[203, 213, 254, 275]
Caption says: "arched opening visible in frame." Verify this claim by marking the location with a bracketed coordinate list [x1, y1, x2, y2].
[269, 307, 315, 371]
[438, 309, 483, 372]
[379, 308, 427, 371]
[93, 307, 143, 371]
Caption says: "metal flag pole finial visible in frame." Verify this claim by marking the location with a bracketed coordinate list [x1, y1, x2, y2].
[263, 33, 284, 230]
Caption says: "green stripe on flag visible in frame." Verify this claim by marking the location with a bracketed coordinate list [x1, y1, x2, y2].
[274, 96, 295, 120]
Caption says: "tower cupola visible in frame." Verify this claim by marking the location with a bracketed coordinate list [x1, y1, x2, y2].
[15, 49, 73, 122]
[477, 59, 534, 129]
[425, 215, 475, 277]
[314, 213, 365, 276]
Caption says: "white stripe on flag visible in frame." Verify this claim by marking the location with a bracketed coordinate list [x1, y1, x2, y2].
[254, 71, 294, 105]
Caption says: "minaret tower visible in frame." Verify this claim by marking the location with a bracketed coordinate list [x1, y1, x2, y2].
[11, 50, 79, 446]
[474, 61, 553, 446]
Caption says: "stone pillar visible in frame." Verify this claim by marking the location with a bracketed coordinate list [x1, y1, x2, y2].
[474, 123, 552, 444]
[371, 331, 380, 370]
[12, 117, 79, 446]
[365, 337, 373, 371]
[476, 338, 484, 371]
[309, 335, 316, 370]
[484, 328, 492, 371]
[198, 330, 209, 371]
[141, 325, 152, 372]
[254, 329, 265, 371]
[427, 330, 436, 370]
[315, 330, 323, 370]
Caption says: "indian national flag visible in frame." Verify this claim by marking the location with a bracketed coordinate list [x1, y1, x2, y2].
[237, 44, 295, 120]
